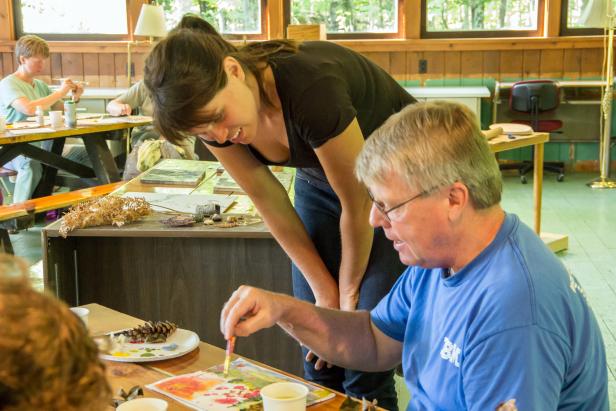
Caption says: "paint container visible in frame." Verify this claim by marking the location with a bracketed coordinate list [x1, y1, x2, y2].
[64, 100, 77, 128]
[261, 382, 308, 411]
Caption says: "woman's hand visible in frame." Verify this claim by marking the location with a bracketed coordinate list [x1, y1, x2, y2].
[339, 291, 359, 312]
[72, 83, 85, 101]
[59, 78, 75, 95]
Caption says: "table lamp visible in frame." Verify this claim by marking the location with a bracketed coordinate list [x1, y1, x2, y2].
[127, 4, 167, 86]
[581, 0, 616, 188]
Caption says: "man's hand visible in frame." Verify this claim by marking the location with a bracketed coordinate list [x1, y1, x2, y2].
[220, 285, 284, 340]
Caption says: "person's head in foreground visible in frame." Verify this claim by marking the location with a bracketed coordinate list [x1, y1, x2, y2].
[0, 255, 111, 411]
[221, 101, 608, 410]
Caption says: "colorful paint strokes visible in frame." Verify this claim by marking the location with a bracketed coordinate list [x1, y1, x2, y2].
[147, 358, 334, 410]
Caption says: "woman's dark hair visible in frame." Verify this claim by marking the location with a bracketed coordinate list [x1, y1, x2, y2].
[176, 13, 218, 35]
[144, 19, 297, 143]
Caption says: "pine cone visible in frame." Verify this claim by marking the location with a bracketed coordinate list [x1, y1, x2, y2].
[122, 321, 177, 343]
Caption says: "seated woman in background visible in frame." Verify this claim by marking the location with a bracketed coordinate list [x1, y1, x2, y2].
[0, 35, 83, 202]
[0, 255, 111, 411]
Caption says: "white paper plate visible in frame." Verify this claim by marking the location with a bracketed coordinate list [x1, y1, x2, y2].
[101, 328, 199, 363]
[489, 123, 533, 135]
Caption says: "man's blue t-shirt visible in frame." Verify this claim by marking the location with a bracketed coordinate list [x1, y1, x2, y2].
[371, 213, 608, 410]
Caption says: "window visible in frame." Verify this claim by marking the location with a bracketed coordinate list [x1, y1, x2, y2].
[288, 0, 401, 38]
[13, 0, 128, 40]
[422, 0, 544, 38]
[160, 0, 265, 38]
[561, 0, 614, 35]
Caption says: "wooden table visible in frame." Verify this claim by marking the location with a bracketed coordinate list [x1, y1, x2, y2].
[489, 132, 568, 252]
[89, 303, 348, 410]
[0, 118, 151, 196]
[44, 161, 301, 375]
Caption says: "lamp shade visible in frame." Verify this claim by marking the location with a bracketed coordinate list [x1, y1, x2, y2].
[134, 4, 167, 37]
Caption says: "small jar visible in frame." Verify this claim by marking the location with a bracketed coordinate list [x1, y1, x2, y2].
[63, 100, 77, 128]
[35, 105, 44, 127]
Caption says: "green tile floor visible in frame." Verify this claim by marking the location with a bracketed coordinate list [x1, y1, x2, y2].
[8, 172, 616, 409]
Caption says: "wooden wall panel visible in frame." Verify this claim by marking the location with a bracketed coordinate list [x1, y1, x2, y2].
[83, 53, 100, 87]
[522, 50, 541, 78]
[444, 51, 461, 81]
[98, 54, 115, 87]
[114, 53, 128, 88]
[483, 51, 500, 81]
[423, 51, 445, 83]
[389, 51, 407, 82]
[1, 52, 13, 76]
[540, 49, 564, 79]
[563, 49, 582, 80]
[131, 52, 146, 83]
[461, 51, 483, 79]
[61, 53, 84, 81]
[50, 53, 62, 83]
[580, 49, 603, 79]
[499, 50, 523, 81]
[406, 51, 422, 84]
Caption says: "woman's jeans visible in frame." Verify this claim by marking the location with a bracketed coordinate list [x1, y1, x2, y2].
[4, 141, 52, 203]
[292, 169, 405, 411]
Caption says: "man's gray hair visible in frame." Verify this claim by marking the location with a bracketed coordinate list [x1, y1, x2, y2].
[355, 101, 502, 209]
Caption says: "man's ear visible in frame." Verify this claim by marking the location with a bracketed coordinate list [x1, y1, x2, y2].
[18, 56, 26, 66]
[222, 56, 245, 81]
[447, 182, 469, 221]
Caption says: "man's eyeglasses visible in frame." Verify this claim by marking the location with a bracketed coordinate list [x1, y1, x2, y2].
[367, 189, 428, 222]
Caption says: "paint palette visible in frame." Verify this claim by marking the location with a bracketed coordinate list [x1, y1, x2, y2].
[101, 328, 200, 363]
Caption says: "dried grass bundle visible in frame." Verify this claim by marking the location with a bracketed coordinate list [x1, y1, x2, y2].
[59, 196, 151, 238]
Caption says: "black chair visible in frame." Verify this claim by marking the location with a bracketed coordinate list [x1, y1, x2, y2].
[499, 80, 565, 183]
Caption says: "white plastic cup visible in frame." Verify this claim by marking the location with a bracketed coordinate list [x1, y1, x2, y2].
[0, 114, 6, 132]
[260, 382, 309, 411]
[117, 398, 168, 411]
[70, 307, 89, 328]
[49, 110, 63, 129]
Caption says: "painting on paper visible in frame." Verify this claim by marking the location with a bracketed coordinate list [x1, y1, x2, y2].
[147, 358, 334, 410]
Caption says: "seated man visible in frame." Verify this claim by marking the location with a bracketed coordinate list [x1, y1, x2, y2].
[220, 101, 608, 410]
[0, 255, 111, 410]
[107, 80, 197, 180]
[0, 34, 83, 202]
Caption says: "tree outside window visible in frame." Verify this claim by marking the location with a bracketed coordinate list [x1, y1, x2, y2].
[289, 0, 399, 35]
[14, 0, 128, 39]
[562, 0, 614, 35]
[159, 0, 262, 35]
[423, 0, 542, 37]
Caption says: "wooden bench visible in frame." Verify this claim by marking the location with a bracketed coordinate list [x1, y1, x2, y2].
[0, 181, 123, 254]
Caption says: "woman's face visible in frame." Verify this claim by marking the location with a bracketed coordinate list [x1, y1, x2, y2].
[20, 55, 47, 76]
[190, 60, 260, 145]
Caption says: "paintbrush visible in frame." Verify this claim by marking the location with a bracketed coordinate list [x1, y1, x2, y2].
[223, 336, 236, 377]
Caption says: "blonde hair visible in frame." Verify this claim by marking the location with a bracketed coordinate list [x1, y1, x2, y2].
[15, 34, 50, 63]
[355, 101, 502, 209]
[0, 255, 111, 411]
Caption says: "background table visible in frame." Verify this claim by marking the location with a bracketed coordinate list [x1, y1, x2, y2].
[0, 118, 151, 196]
[89, 303, 350, 411]
[45, 163, 302, 375]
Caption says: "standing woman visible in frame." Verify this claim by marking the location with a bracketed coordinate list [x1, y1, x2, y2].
[144, 25, 415, 409]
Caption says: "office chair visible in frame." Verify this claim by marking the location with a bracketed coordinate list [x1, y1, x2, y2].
[500, 80, 565, 183]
